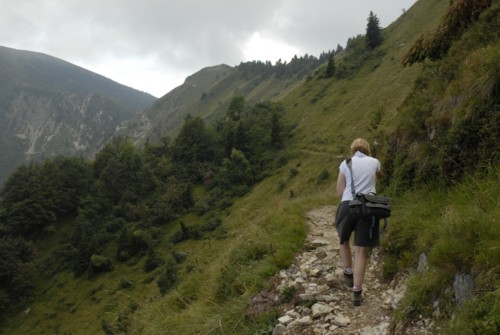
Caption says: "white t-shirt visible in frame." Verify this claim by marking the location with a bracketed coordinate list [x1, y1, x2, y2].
[339, 151, 380, 201]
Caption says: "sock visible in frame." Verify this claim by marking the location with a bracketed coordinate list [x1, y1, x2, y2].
[343, 267, 353, 275]
[353, 285, 362, 292]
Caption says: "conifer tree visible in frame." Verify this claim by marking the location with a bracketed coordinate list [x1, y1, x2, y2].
[366, 11, 383, 50]
[335, 44, 344, 54]
[325, 53, 336, 78]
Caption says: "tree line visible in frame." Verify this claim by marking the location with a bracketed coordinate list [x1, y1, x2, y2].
[238, 11, 384, 82]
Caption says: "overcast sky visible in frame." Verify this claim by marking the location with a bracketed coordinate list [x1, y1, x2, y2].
[1, 0, 418, 97]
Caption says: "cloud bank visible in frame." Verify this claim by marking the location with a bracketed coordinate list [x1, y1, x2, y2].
[0, 0, 417, 96]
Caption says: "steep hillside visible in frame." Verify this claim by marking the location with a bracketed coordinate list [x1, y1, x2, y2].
[0, 46, 157, 183]
[280, 0, 447, 154]
[118, 58, 323, 144]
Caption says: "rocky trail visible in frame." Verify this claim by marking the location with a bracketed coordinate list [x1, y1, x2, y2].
[249, 206, 430, 335]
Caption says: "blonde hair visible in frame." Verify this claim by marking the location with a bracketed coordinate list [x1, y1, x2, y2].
[350, 138, 371, 156]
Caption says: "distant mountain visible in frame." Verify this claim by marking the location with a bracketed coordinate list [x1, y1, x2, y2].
[0, 46, 157, 183]
[117, 56, 326, 143]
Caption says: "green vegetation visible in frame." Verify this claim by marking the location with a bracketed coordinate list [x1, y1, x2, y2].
[386, 167, 500, 334]
[119, 54, 331, 146]
[0, 0, 498, 334]
[0, 98, 292, 334]
[366, 11, 383, 50]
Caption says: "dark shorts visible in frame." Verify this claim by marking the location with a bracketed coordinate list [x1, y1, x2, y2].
[335, 201, 380, 247]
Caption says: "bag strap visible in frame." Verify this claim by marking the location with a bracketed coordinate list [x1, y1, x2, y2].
[346, 158, 356, 199]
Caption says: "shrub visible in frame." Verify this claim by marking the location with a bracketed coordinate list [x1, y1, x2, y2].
[201, 215, 222, 232]
[280, 285, 297, 303]
[317, 169, 330, 183]
[89, 254, 113, 276]
[144, 249, 164, 272]
[288, 167, 299, 178]
[171, 250, 187, 264]
[119, 279, 135, 290]
[157, 258, 178, 295]
[116, 228, 150, 262]
[193, 199, 210, 215]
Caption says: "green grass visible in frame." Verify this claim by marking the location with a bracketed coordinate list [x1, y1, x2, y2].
[386, 166, 500, 332]
[131, 156, 333, 334]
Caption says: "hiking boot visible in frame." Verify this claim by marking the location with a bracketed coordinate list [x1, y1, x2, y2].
[341, 272, 354, 288]
[353, 289, 363, 307]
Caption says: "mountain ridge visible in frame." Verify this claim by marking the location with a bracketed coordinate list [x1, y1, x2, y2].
[0, 45, 157, 102]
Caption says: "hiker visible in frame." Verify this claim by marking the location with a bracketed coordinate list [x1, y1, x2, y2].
[335, 138, 382, 306]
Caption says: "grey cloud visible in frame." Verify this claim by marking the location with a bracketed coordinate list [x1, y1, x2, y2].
[0, 0, 417, 94]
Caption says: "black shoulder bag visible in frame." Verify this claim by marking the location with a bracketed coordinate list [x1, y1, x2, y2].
[346, 158, 391, 238]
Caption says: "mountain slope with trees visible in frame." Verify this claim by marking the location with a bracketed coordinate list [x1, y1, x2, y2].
[117, 53, 333, 145]
[0, 0, 498, 334]
[0, 46, 157, 183]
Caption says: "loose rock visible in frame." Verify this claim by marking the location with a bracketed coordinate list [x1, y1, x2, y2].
[249, 206, 433, 335]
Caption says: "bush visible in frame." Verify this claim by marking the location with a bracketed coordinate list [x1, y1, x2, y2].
[317, 169, 330, 183]
[144, 249, 164, 272]
[201, 215, 222, 232]
[280, 285, 297, 303]
[193, 199, 210, 215]
[277, 179, 286, 192]
[171, 221, 200, 244]
[171, 250, 188, 264]
[119, 279, 135, 290]
[0, 237, 34, 314]
[89, 254, 113, 276]
[157, 258, 178, 295]
[116, 228, 150, 262]
[39, 243, 77, 276]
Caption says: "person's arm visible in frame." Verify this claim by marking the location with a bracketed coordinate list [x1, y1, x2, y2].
[376, 160, 383, 180]
[336, 171, 346, 198]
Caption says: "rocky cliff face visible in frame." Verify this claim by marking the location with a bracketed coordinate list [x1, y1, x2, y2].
[0, 46, 157, 183]
[6, 90, 128, 157]
[0, 89, 147, 183]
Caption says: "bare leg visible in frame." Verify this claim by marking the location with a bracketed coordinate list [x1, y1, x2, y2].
[353, 246, 368, 289]
[339, 242, 352, 270]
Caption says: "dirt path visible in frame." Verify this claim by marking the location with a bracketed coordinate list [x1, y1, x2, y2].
[250, 206, 406, 335]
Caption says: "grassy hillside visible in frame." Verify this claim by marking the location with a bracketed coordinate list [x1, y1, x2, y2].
[280, 0, 447, 155]
[118, 59, 320, 144]
[1, 0, 498, 334]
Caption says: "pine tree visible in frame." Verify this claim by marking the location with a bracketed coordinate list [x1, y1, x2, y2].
[335, 44, 344, 54]
[366, 11, 383, 50]
[325, 53, 336, 78]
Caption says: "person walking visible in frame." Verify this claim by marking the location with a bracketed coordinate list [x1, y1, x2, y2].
[335, 138, 382, 306]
